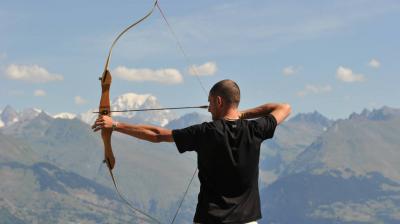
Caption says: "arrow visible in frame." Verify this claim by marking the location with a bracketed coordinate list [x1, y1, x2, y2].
[93, 105, 208, 113]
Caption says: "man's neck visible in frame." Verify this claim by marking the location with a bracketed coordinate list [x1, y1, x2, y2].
[222, 107, 240, 120]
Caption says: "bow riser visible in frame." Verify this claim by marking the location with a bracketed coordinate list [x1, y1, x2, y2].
[99, 70, 115, 170]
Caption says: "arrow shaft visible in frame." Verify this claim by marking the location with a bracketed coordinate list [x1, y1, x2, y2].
[93, 105, 208, 113]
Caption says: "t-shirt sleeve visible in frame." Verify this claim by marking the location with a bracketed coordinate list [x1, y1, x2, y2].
[253, 114, 278, 140]
[172, 124, 203, 153]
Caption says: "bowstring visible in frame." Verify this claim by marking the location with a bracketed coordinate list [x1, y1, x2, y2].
[108, 168, 162, 224]
[156, 2, 209, 224]
[156, 3, 208, 96]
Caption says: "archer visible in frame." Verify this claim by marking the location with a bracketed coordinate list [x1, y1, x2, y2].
[92, 79, 291, 224]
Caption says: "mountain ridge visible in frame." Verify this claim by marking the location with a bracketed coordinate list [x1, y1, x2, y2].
[260, 106, 400, 223]
[1, 104, 399, 223]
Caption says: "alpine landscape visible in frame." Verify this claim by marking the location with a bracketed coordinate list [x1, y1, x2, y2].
[1, 94, 399, 223]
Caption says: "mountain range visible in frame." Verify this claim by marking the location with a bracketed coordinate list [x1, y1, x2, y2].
[0, 93, 178, 129]
[262, 106, 400, 223]
[1, 102, 399, 223]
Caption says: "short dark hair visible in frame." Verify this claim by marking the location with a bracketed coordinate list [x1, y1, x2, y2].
[209, 79, 240, 107]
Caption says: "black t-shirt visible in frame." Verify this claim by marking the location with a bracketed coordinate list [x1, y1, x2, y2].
[172, 114, 277, 223]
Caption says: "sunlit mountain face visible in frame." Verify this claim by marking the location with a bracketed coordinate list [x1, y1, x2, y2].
[1, 105, 399, 223]
[261, 107, 400, 224]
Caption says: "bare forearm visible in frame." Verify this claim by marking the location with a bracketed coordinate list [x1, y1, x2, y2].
[240, 103, 282, 119]
[114, 122, 173, 143]
[240, 103, 291, 124]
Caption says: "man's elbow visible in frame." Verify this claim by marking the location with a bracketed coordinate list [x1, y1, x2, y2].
[282, 103, 292, 116]
[273, 103, 292, 125]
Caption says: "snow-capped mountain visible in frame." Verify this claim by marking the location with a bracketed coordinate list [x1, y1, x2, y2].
[112, 92, 151, 114]
[1, 93, 177, 128]
[79, 92, 177, 127]
[53, 112, 77, 120]
[131, 95, 177, 126]
[0, 106, 43, 128]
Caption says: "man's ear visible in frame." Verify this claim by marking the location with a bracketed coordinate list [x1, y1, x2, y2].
[216, 96, 223, 107]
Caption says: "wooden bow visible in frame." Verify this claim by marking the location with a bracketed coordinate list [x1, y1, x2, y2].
[97, 1, 206, 223]
[97, 1, 162, 223]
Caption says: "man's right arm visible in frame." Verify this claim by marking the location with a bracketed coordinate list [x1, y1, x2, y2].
[240, 103, 291, 125]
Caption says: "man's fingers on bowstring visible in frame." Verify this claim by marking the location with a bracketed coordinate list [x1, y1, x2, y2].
[91, 120, 99, 129]
[91, 118, 101, 129]
[91, 116, 105, 131]
[92, 125, 102, 132]
[91, 122, 104, 132]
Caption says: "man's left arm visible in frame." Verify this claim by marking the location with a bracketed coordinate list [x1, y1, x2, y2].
[92, 115, 174, 143]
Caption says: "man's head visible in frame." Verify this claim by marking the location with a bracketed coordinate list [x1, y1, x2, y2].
[208, 79, 241, 120]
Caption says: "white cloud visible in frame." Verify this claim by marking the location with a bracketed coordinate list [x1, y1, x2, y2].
[297, 84, 332, 97]
[188, 61, 217, 76]
[336, 66, 365, 82]
[34, 89, 46, 97]
[5, 64, 63, 83]
[113, 66, 183, 84]
[75, 96, 87, 105]
[368, 58, 380, 68]
[282, 65, 301, 76]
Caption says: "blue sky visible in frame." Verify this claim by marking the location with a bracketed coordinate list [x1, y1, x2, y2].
[1, 0, 399, 119]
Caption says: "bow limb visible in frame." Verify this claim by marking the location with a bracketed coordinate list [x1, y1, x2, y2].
[104, 0, 158, 72]
[99, 69, 115, 170]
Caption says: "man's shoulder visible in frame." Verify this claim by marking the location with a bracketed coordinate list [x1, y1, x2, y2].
[177, 120, 215, 130]
[172, 121, 216, 136]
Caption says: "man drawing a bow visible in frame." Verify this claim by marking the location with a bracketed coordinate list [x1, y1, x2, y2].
[93, 79, 291, 224]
